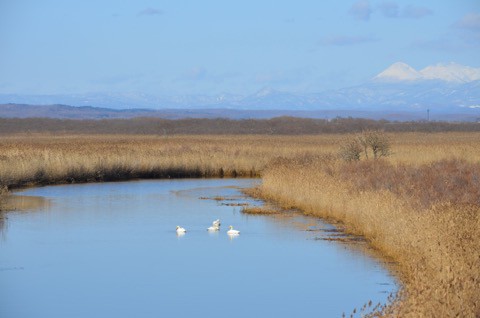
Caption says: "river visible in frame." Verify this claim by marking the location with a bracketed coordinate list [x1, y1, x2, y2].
[0, 179, 396, 318]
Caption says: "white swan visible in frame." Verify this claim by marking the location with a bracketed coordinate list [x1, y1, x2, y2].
[212, 219, 221, 227]
[207, 225, 219, 231]
[227, 225, 240, 235]
[176, 226, 186, 234]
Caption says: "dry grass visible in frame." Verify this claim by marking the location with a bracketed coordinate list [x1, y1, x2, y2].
[1, 132, 480, 317]
[1, 132, 480, 190]
[337, 158, 480, 208]
[258, 156, 480, 317]
[241, 206, 280, 215]
[0, 134, 326, 189]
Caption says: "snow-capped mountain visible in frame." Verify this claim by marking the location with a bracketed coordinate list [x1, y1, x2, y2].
[0, 62, 479, 119]
[374, 62, 422, 81]
[374, 62, 480, 83]
[419, 63, 480, 83]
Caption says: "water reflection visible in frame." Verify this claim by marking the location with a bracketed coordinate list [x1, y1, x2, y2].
[0, 179, 397, 318]
[227, 233, 239, 240]
[1, 194, 50, 212]
[0, 194, 50, 237]
[0, 214, 6, 239]
[211, 192, 394, 267]
[207, 228, 220, 237]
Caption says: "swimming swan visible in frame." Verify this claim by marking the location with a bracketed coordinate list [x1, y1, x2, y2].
[207, 225, 220, 231]
[176, 226, 186, 233]
[227, 225, 240, 235]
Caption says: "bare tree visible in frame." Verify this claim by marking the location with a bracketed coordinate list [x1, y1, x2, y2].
[363, 130, 391, 159]
[357, 133, 369, 159]
[340, 130, 391, 161]
[339, 137, 362, 161]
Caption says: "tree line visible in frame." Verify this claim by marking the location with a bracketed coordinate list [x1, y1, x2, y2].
[0, 116, 479, 135]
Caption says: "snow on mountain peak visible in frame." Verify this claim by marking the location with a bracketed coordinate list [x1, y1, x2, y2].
[374, 62, 480, 83]
[420, 62, 480, 83]
[374, 62, 422, 81]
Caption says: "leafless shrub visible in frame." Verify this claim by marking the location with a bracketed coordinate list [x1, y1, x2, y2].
[358, 130, 391, 159]
[339, 137, 362, 161]
[340, 130, 391, 161]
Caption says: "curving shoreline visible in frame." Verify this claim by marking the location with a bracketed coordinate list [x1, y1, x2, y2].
[1, 133, 479, 317]
[254, 157, 480, 317]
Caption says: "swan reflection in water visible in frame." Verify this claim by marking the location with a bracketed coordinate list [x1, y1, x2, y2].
[227, 233, 239, 241]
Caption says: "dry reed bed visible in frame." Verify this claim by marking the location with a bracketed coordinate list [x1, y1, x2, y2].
[241, 206, 281, 215]
[1, 132, 480, 190]
[258, 156, 480, 317]
[1, 133, 480, 316]
[0, 134, 329, 189]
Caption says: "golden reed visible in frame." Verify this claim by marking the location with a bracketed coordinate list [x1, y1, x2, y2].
[1, 132, 480, 317]
[1, 132, 480, 190]
[258, 156, 479, 317]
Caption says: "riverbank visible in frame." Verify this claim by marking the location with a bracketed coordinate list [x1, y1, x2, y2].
[1, 133, 479, 316]
[255, 156, 479, 317]
[1, 133, 480, 191]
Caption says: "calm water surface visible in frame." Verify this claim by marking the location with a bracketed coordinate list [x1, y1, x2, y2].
[0, 179, 396, 318]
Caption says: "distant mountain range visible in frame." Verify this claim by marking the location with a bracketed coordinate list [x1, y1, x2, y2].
[374, 62, 480, 83]
[0, 62, 479, 121]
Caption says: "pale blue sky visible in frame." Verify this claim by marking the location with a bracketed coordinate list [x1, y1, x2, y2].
[1, 0, 479, 95]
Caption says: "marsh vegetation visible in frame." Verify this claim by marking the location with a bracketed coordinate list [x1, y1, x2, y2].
[1, 132, 480, 190]
[258, 156, 480, 317]
[0, 127, 479, 317]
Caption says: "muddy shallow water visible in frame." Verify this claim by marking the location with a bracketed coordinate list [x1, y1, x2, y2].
[0, 179, 396, 318]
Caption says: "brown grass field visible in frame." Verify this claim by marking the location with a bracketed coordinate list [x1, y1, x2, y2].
[1, 132, 479, 317]
[258, 156, 480, 317]
[1, 132, 480, 190]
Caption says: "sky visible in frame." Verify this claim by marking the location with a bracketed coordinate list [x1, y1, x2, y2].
[1, 0, 479, 96]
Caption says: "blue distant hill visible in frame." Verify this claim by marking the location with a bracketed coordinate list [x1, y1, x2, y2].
[1, 63, 479, 121]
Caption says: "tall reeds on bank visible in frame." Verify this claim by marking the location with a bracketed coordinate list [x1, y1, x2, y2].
[0, 134, 321, 188]
[1, 132, 480, 190]
[1, 132, 480, 316]
[258, 155, 480, 317]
